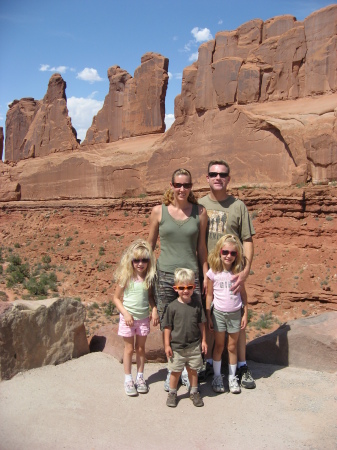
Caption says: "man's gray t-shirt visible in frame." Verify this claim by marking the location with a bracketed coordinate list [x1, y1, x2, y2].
[162, 298, 206, 351]
[199, 194, 255, 252]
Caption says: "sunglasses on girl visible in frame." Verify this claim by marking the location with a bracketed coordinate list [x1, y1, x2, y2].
[172, 182, 193, 189]
[173, 285, 195, 291]
[132, 258, 150, 263]
[221, 250, 237, 257]
[208, 172, 229, 178]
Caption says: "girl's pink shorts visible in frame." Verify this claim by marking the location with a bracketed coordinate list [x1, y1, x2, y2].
[118, 314, 150, 337]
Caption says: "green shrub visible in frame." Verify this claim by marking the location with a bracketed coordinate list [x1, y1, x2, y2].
[99, 246, 105, 256]
[6, 255, 30, 287]
[105, 301, 116, 316]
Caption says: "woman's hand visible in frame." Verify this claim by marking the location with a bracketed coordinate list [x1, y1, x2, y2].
[151, 307, 159, 326]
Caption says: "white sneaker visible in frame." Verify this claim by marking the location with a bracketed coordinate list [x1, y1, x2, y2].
[124, 380, 137, 396]
[228, 376, 241, 394]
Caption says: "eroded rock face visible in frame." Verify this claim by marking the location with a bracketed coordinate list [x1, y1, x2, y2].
[5, 74, 79, 162]
[0, 127, 3, 160]
[83, 52, 169, 145]
[171, 5, 337, 185]
[0, 298, 89, 380]
[246, 312, 337, 372]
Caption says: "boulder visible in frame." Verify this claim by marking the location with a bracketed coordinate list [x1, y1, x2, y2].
[246, 311, 337, 372]
[0, 161, 21, 201]
[89, 323, 166, 363]
[0, 298, 89, 380]
[82, 52, 169, 145]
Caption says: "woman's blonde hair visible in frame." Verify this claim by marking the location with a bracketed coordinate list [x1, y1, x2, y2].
[163, 168, 198, 205]
[114, 239, 156, 289]
[208, 234, 244, 274]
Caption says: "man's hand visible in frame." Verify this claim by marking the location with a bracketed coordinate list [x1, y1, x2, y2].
[230, 270, 248, 294]
[165, 345, 173, 359]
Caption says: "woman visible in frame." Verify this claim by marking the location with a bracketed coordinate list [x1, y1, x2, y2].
[148, 168, 208, 390]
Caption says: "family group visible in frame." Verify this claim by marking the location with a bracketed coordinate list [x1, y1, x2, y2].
[113, 160, 256, 407]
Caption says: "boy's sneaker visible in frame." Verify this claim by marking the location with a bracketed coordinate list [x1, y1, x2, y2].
[198, 361, 214, 381]
[212, 375, 225, 393]
[136, 376, 148, 394]
[228, 376, 241, 394]
[166, 392, 177, 407]
[124, 380, 137, 396]
[237, 364, 256, 389]
[190, 391, 204, 407]
[180, 368, 190, 390]
[164, 370, 171, 392]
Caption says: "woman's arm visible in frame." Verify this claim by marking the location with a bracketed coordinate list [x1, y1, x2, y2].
[148, 286, 159, 326]
[197, 206, 208, 291]
[148, 204, 161, 251]
[113, 285, 134, 326]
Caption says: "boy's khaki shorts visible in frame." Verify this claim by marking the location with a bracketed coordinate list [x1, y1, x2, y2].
[167, 342, 203, 372]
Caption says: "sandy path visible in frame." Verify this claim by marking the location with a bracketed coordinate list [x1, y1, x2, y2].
[0, 353, 336, 449]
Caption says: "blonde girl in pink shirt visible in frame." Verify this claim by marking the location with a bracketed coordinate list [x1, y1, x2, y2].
[206, 234, 248, 394]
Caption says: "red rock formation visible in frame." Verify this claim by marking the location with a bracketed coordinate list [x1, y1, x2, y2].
[5, 74, 79, 162]
[82, 52, 169, 145]
[169, 5, 337, 185]
[0, 127, 3, 160]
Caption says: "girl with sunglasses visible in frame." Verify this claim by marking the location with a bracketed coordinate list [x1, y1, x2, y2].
[148, 168, 208, 390]
[206, 234, 248, 394]
[114, 239, 159, 396]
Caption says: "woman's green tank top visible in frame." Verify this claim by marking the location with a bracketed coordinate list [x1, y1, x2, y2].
[158, 203, 200, 273]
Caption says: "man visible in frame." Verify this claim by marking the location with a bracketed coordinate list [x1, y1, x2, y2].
[199, 159, 256, 389]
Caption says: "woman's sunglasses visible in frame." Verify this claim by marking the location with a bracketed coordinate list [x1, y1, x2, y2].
[221, 250, 237, 257]
[208, 172, 229, 178]
[172, 182, 192, 189]
[173, 285, 195, 291]
[132, 258, 150, 263]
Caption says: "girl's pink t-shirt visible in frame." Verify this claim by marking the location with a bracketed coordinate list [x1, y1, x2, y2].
[206, 269, 242, 312]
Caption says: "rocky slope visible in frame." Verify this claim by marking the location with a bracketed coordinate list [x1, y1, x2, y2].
[0, 186, 336, 341]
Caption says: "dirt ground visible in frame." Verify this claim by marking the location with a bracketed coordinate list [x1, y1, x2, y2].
[0, 353, 336, 450]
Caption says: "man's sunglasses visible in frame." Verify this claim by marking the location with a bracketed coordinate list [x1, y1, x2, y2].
[221, 250, 237, 257]
[132, 258, 150, 263]
[208, 172, 229, 178]
[173, 285, 195, 291]
[172, 182, 193, 189]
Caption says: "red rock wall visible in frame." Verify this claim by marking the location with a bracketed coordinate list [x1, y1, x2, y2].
[0, 127, 3, 160]
[169, 5, 337, 185]
[82, 52, 169, 145]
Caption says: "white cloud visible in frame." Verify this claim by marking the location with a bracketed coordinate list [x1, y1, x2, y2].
[76, 68, 103, 83]
[173, 36, 178, 41]
[218, 19, 223, 25]
[189, 52, 198, 62]
[67, 95, 104, 142]
[191, 27, 213, 42]
[168, 72, 173, 79]
[174, 72, 182, 80]
[39, 64, 70, 74]
[165, 114, 175, 131]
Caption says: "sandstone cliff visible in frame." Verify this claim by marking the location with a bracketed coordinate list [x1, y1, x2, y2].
[0, 127, 3, 160]
[155, 5, 337, 187]
[82, 52, 169, 145]
[5, 74, 79, 162]
[1, 5, 336, 201]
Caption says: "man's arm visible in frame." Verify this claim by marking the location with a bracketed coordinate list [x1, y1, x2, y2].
[231, 237, 254, 294]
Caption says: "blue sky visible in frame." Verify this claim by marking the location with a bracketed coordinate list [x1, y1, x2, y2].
[0, 0, 334, 146]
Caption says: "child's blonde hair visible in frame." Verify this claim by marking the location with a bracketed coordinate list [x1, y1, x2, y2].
[174, 268, 195, 285]
[114, 239, 156, 289]
[163, 168, 198, 205]
[208, 234, 244, 274]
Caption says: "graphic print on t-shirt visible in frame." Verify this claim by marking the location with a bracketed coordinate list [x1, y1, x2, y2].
[207, 209, 228, 249]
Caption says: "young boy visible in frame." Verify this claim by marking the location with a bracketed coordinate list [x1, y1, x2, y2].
[162, 268, 207, 407]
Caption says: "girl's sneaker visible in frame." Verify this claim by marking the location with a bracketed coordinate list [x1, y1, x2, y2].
[124, 380, 137, 396]
[228, 376, 241, 394]
[136, 376, 148, 394]
[212, 375, 225, 393]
